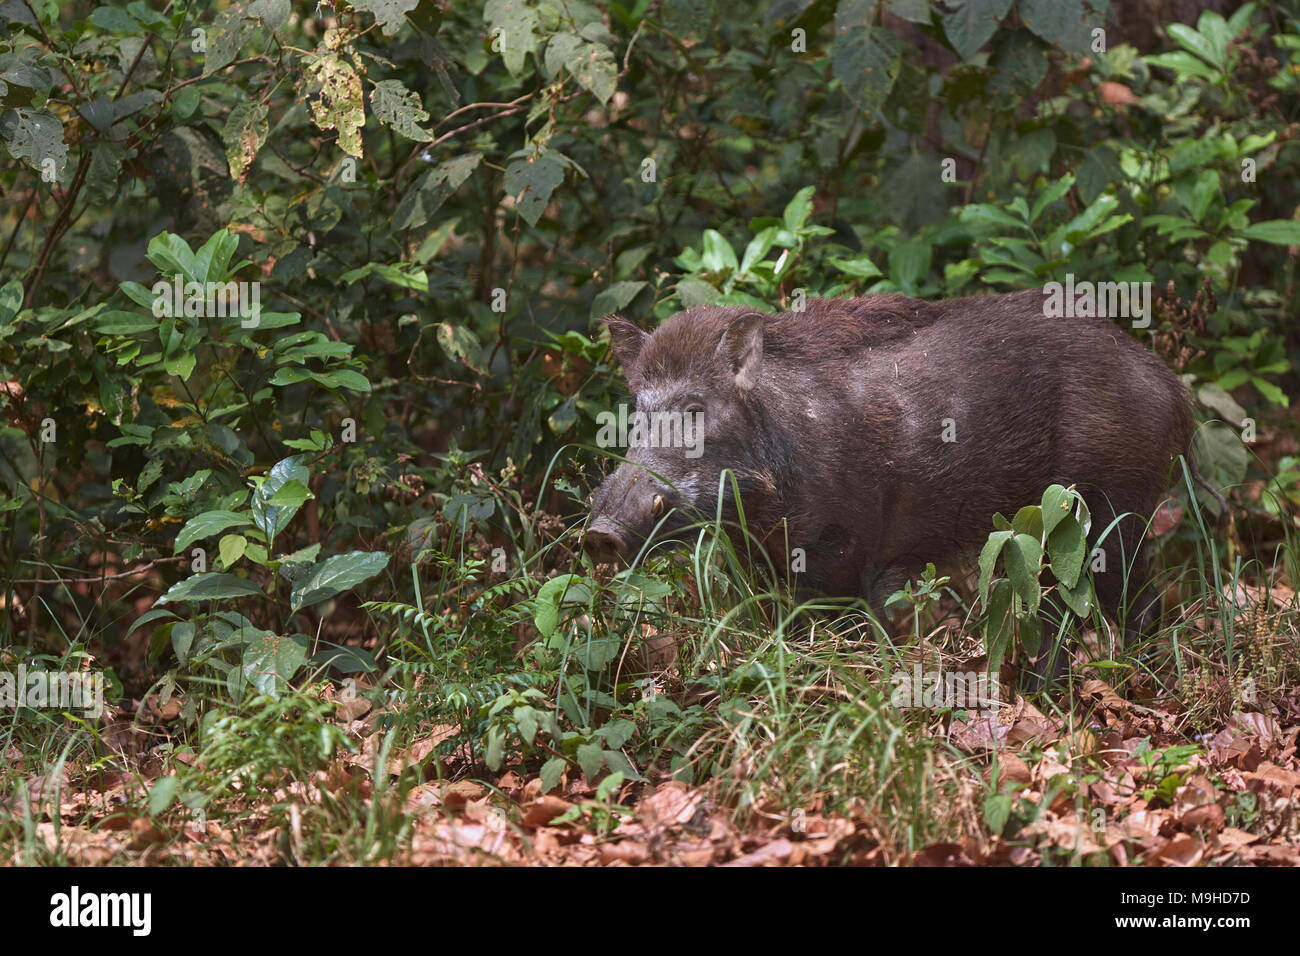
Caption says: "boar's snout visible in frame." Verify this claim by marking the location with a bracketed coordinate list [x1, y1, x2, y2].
[584, 517, 632, 565]
[585, 463, 681, 565]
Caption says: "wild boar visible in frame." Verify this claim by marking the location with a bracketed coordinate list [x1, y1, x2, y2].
[584, 289, 1208, 656]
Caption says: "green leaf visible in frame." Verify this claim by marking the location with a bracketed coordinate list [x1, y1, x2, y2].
[1145, 51, 1218, 80]
[984, 792, 1011, 834]
[148, 776, 180, 816]
[435, 321, 483, 371]
[251, 456, 311, 541]
[984, 578, 1015, 673]
[205, 4, 258, 73]
[240, 632, 310, 699]
[1039, 485, 1073, 537]
[1030, 174, 1075, 224]
[1058, 575, 1093, 617]
[978, 529, 1013, 601]
[0, 107, 68, 182]
[701, 229, 738, 271]
[1004, 533, 1043, 611]
[1020, 0, 1098, 56]
[0, 280, 22, 324]
[783, 185, 816, 232]
[534, 573, 592, 637]
[146, 232, 197, 280]
[960, 203, 1029, 232]
[126, 607, 178, 638]
[545, 33, 617, 103]
[540, 756, 566, 793]
[503, 152, 565, 227]
[591, 280, 646, 319]
[1019, 610, 1043, 660]
[1167, 22, 1219, 68]
[1251, 376, 1287, 407]
[289, 551, 390, 613]
[1010, 505, 1043, 539]
[219, 533, 248, 568]
[308, 643, 379, 674]
[832, 23, 900, 113]
[830, 254, 882, 280]
[175, 511, 252, 554]
[484, 0, 539, 74]
[351, 0, 419, 35]
[942, 0, 1013, 61]
[156, 572, 265, 604]
[1046, 516, 1086, 589]
[576, 742, 605, 781]
[676, 276, 720, 307]
[393, 153, 481, 231]
[171, 621, 196, 665]
[370, 79, 432, 141]
[1241, 220, 1300, 245]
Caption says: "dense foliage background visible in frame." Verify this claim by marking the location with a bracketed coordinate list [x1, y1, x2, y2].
[1, 0, 1298, 865]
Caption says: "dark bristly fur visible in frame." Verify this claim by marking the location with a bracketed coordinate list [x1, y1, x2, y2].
[587, 290, 1196, 658]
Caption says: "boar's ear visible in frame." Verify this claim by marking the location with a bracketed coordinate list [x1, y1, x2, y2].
[605, 317, 648, 371]
[717, 312, 765, 390]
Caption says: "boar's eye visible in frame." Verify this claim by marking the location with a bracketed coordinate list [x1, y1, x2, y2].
[683, 401, 705, 416]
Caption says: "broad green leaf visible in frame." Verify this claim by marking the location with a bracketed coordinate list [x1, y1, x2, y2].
[156, 572, 265, 604]
[308, 643, 379, 674]
[351, 0, 419, 35]
[1, 108, 67, 182]
[1039, 485, 1073, 537]
[978, 529, 1013, 601]
[1019, 610, 1043, 660]
[251, 456, 311, 541]
[503, 151, 565, 227]
[540, 756, 566, 793]
[148, 776, 180, 816]
[289, 550, 391, 613]
[942, 0, 1013, 61]
[393, 153, 481, 231]
[591, 281, 646, 319]
[126, 607, 178, 638]
[484, 0, 539, 74]
[240, 631, 310, 698]
[1010, 505, 1043, 539]
[783, 185, 816, 232]
[1058, 575, 1093, 617]
[1241, 220, 1300, 245]
[219, 533, 248, 568]
[984, 578, 1015, 673]
[1046, 516, 1086, 589]
[1003, 533, 1043, 611]
[833, 23, 900, 113]
[576, 742, 605, 781]
[1020, 0, 1097, 56]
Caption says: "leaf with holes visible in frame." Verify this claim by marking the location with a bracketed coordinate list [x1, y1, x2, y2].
[370, 79, 432, 142]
